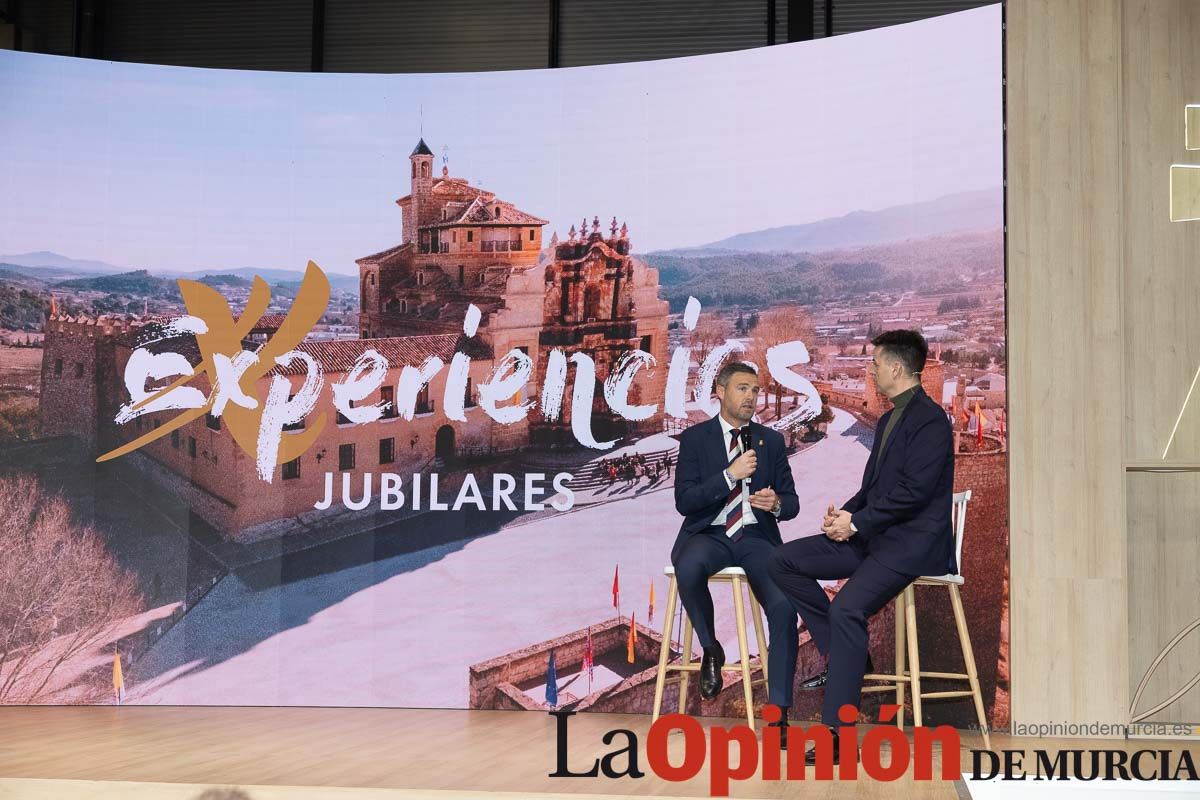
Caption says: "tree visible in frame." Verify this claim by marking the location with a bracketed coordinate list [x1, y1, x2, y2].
[815, 403, 835, 425]
[937, 294, 983, 314]
[0, 397, 38, 444]
[0, 477, 142, 703]
[689, 314, 734, 368]
[741, 306, 817, 419]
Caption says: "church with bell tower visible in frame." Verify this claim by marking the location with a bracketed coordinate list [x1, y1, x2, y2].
[355, 138, 670, 446]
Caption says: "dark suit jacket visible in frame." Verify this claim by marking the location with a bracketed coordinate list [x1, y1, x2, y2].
[672, 416, 800, 563]
[842, 385, 956, 577]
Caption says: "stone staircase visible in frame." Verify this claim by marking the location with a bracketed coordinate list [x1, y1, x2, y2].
[559, 448, 677, 493]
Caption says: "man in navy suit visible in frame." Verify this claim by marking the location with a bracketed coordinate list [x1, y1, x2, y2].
[768, 329, 954, 763]
[672, 360, 801, 737]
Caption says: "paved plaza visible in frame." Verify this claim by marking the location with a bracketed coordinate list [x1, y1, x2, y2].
[130, 408, 873, 707]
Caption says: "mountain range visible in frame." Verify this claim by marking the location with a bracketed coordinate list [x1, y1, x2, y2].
[3, 188, 1003, 301]
[0, 255, 360, 292]
[650, 188, 1003, 256]
[644, 227, 1003, 311]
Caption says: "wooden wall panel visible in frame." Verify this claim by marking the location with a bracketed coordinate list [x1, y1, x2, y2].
[1120, 0, 1200, 728]
[1122, 1, 1200, 462]
[1126, 472, 1200, 725]
[1006, 0, 1130, 728]
[1010, 0, 1200, 731]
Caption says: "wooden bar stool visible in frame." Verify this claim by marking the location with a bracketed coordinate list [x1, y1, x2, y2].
[861, 489, 991, 750]
[651, 566, 769, 729]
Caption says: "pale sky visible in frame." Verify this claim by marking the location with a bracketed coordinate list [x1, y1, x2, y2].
[0, 4, 1001, 275]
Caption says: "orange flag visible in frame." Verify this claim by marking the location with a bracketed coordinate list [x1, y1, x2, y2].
[113, 652, 125, 705]
[627, 612, 637, 664]
[974, 401, 988, 446]
[648, 581, 655, 623]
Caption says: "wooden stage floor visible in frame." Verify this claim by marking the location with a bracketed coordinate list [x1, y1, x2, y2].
[0, 706, 1196, 799]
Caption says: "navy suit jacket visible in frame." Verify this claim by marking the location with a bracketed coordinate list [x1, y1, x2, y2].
[842, 386, 957, 577]
[672, 416, 800, 563]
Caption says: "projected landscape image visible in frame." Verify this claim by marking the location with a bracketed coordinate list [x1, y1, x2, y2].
[0, 6, 1007, 728]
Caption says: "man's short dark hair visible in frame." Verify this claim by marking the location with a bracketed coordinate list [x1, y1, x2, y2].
[716, 360, 758, 387]
[871, 329, 928, 376]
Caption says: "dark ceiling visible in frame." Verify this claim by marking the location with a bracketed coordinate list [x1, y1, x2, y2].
[2, 0, 997, 72]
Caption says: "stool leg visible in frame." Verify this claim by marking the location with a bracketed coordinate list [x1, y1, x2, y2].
[748, 588, 769, 688]
[904, 584, 923, 728]
[949, 583, 991, 750]
[652, 576, 679, 724]
[678, 609, 695, 714]
[731, 575, 755, 730]
[894, 588, 907, 731]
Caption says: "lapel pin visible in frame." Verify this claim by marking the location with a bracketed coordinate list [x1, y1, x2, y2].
[758, 439, 763, 446]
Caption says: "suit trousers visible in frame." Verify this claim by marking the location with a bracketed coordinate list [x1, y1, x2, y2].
[767, 534, 915, 726]
[671, 525, 798, 707]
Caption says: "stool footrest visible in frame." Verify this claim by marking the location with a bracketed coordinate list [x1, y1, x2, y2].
[661, 664, 763, 674]
[719, 664, 760, 674]
[919, 690, 975, 699]
[862, 670, 971, 682]
[914, 671, 970, 680]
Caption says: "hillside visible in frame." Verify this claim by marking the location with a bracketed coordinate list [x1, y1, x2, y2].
[53, 270, 183, 299]
[683, 188, 1003, 254]
[643, 228, 1003, 311]
[0, 251, 125, 274]
[0, 283, 49, 331]
[0, 253, 361, 292]
[0, 267, 49, 288]
[198, 274, 254, 288]
[174, 267, 361, 293]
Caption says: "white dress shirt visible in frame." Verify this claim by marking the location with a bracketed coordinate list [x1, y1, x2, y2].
[712, 414, 780, 526]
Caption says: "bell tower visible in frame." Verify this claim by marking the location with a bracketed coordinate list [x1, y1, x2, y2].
[406, 137, 434, 245]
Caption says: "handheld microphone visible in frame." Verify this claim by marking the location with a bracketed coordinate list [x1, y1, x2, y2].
[739, 427, 753, 486]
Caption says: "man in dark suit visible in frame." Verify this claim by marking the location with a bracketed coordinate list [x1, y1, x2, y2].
[672, 360, 801, 737]
[768, 330, 954, 763]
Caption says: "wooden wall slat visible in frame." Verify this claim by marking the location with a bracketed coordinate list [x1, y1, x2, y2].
[1006, 0, 1130, 728]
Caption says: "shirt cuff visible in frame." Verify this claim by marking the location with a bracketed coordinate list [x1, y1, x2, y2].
[770, 502, 782, 517]
[723, 470, 735, 490]
[850, 520, 858, 533]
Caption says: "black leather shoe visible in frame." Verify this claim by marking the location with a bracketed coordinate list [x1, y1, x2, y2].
[805, 730, 840, 766]
[798, 667, 828, 690]
[699, 643, 725, 699]
[798, 655, 875, 690]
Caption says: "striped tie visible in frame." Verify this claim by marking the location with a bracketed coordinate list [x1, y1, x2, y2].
[724, 427, 746, 542]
